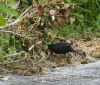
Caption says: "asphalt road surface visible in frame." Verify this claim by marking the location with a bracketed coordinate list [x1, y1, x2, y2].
[0, 61, 100, 85]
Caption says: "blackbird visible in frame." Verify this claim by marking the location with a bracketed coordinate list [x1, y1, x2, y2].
[48, 42, 75, 54]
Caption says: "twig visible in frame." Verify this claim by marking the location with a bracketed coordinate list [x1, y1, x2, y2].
[28, 45, 35, 51]
[16, 0, 21, 9]
[0, 6, 33, 29]
[0, 67, 13, 73]
[24, 52, 35, 66]
[0, 57, 27, 65]
[0, 29, 33, 39]
[38, 52, 45, 63]
[28, 41, 42, 51]
[4, 51, 25, 58]
[33, 51, 45, 65]
[0, 3, 74, 29]
[0, 30, 21, 36]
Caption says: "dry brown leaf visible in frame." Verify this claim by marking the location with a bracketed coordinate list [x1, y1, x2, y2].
[63, 4, 71, 9]
[47, 31, 57, 39]
[61, 0, 65, 4]
[57, 16, 70, 26]
[49, 0, 58, 4]
[49, 9, 57, 21]
[34, 42, 43, 52]
[49, 9, 57, 16]
[37, 5, 44, 16]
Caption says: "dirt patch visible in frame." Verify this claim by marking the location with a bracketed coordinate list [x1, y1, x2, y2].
[0, 38, 100, 75]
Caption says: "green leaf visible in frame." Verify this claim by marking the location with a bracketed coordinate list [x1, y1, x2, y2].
[8, 46, 16, 54]
[7, 0, 15, 2]
[79, 0, 88, 3]
[0, 4, 19, 17]
[8, 2, 18, 9]
[71, 0, 88, 3]
[64, 0, 72, 3]
[7, 0, 19, 9]
[0, 16, 6, 26]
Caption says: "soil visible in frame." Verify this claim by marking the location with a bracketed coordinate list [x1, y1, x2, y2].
[0, 38, 100, 75]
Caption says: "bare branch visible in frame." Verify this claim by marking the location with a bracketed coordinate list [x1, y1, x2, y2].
[0, 29, 33, 39]
[0, 56, 27, 65]
[0, 30, 21, 36]
[0, 67, 13, 73]
[4, 51, 25, 58]
[0, 6, 33, 29]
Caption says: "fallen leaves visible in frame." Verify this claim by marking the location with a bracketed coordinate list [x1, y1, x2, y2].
[14, 3, 75, 33]
[36, 5, 44, 17]
[49, 9, 57, 21]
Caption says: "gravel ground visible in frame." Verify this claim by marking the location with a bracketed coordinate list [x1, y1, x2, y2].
[0, 60, 100, 85]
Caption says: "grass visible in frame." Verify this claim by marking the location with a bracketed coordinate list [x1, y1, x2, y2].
[52, 25, 98, 39]
[0, 0, 100, 74]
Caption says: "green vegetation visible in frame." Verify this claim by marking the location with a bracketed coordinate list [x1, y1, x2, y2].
[0, 0, 99, 56]
[0, 0, 99, 74]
